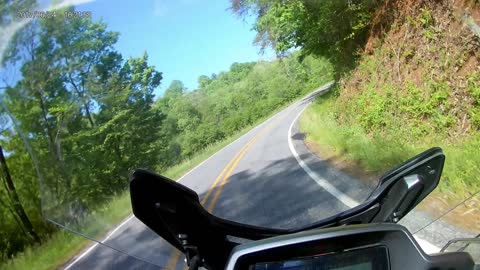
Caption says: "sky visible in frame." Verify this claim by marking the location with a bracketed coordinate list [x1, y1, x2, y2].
[74, 0, 275, 97]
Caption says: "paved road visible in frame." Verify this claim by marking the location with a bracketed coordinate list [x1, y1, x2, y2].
[63, 82, 472, 270]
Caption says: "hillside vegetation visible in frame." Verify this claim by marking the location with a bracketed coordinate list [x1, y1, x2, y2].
[300, 0, 480, 197]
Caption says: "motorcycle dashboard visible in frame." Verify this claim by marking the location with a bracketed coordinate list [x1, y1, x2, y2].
[226, 224, 474, 270]
[248, 246, 388, 270]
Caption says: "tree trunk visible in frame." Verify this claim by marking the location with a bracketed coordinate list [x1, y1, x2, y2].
[67, 72, 95, 127]
[0, 145, 41, 243]
[36, 89, 71, 189]
[84, 102, 95, 127]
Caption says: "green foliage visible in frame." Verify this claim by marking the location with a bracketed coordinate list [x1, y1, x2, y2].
[300, 34, 480, 195]
[470, 74, 480, 130]
[300, 91, 480, 195]
[300, 91, 416, 173]
[2, 230, 87, 270]
[0, 0, 35, 26]
[470, 107, 480, 129]
[3, 191, 131, 270]
[231, 0, 379, 72]
[406, 7, 438, 40]
[344, 79, 457, 140]
[468, 74, 480, 103]
[422, 28, 436, 40]
[156, 54, 333, 159]
[355, 87, 389, 130]
[0, 8, 165, 262]
[419, 8, 434, 27]
[296, 0, 480, 198]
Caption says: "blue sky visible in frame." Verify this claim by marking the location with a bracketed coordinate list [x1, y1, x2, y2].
[76, 0, 275, 97]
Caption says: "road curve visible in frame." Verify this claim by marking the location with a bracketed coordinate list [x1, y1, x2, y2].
[63, 83, 374, 270]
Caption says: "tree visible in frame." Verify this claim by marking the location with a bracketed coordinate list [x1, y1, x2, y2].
[164, 80, 185, 99]
[231, 0, 379, 73]
[0, 6, 166, 258]
[198, 75, 211, 89]
[0, 145, 40, 243]
[40, 7, 120, 127]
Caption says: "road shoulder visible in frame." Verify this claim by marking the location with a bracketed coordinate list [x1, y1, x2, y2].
[289, 99, 477, 254]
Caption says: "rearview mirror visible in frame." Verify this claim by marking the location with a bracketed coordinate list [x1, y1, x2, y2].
[367, 147, 445, 222]
[305, 147, 445, 227]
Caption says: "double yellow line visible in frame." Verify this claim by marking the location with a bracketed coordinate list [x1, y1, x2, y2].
[202, 127, 267, 211]
[166, 110, 288, 270]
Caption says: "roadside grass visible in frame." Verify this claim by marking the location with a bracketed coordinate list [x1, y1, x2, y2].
[1, 191, 132, 270]
[299, 90, 415, 174]
[299, 89, 480, 198]
[1, 81, 332, 270]
[1, 231, 86, 270]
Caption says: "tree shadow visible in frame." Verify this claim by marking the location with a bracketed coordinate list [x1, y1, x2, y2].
[291, 132, 305, 141]
[208, 153, 374, 230]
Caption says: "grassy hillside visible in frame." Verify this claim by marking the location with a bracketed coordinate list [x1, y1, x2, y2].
[300, 0, 480, 199]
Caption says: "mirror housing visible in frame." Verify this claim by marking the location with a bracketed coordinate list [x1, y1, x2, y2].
[368, 147, 445, 222]
[298, 147, 446, 228]
[441, 238, 480, 265]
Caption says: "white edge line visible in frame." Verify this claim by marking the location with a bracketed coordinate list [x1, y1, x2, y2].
[286, 93, 440, 254]
[63, 96, 293, 269]
[287, 104, 359, 208]
[64, 215, 134, 270]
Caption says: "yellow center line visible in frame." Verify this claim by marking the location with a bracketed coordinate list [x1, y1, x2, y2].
[167, 109, 290, 269]
[200, 135, 258, 205]
[206, 136, 258, 212]
[200, 114, 284, 206]
[166, 132, 263, 270]
[206, 113, 286, 212]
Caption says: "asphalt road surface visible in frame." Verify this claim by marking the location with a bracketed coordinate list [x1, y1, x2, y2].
[63, 82, 469, 270]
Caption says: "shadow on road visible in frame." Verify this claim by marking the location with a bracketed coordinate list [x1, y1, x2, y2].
[207, 153, 373, 230]
[291, 132, 305, 141]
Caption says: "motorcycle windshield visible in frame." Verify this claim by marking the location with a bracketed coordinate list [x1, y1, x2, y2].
[1, 1, 479, 270]
[0, 1, 180, 269]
